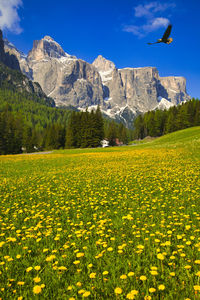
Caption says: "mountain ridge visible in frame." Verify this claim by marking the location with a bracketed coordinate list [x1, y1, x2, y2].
[3, 33, 190, 127]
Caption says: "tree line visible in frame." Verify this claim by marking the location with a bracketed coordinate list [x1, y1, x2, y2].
[0, 97, 131, 155]
[133, 98, 200, 139]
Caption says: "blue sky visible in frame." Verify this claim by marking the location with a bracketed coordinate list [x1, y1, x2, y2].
[0, 0, 199, 98]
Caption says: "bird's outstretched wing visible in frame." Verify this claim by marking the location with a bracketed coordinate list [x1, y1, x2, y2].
[162, 24, 172, 40]
[147, 42, 159, 45]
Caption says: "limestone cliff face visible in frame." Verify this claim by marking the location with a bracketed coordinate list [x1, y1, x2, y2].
[25, 36, 104, 107]
[93, 55, 190, 116]
[159, 76, 189, 104]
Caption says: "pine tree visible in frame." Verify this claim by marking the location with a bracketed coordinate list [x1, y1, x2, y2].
[107, 121, 117, 146]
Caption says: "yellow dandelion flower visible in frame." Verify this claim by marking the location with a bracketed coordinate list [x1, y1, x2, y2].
[16, 255, 21, 259]
[126, 292, 135, 299]
[103, 271, 109, 275]
[34, 266, 41, 271]
[128, 272, 134, 277]
[107, 247, 113, 252]
[76, 282, 82, 287]
[150, 270, 158, 276]
[89, 272, 96, 279]
[194, 285, 200, 291]
[170, 272, 175, 276]
[195, 260, 200, 264]
[196, 271, 200, 277]
[82, 291, 91, 297]
[46, 255, 55, 262]
[26, 267, 33, 272]
[33, 285, 42, 294]
[130, 290, 138, 295]
[158, 284, 165, 290]
[17, 282, 25, 286]
[184, 265, 191, 269]
[73, 260, 80, 265]
[157, 253, 164, 260]
[149, 288, 156, 293]
[76, 252, 84, 258]
[115, 287, 122, 294]
[140, 275, 147, 281]
[33, 277, 41, 283]
[170, 255, 176, 260]
[78, 289, 85, 294]
[58, 266, 67, 271]
[120, 274, 127, 279]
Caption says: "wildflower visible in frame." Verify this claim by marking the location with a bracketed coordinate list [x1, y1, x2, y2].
[150, 270, 158, 275]
[157, 253, 164, 260]
[58, 266, 67, 271]
[89, 272, 96, 279]
[115, 287, 122, 294]
[128, 272, 134, 277]
[76, 282, 82, 287]
[107, 247, 113, 252]
[76, 252, 84, 258]
[158, 284, 165, 290]
[120, 274, 127, 279]
[33, 277, 41, 283]
[82, 291, 91, 297]
[103, 271, 109, 275]
[26, 267, 33, 272]
[184, 265, 191, 269]
[17, 282, 25, 286]
[33, 285, 42, 294]
[194, 285, 200, 291]
[34, 266, 41, 271]
[140, 275, 147, 281]
[46, 255, 55, 262]
[126, 292, 135, 299]
[149, 288, 156, 293]
[195, 260, 200, 264]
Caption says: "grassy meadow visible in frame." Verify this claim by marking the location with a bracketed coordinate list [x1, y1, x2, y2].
[0, 127, 200, 299]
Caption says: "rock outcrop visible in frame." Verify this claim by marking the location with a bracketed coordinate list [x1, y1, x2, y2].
[0, 31, 54, 106]
[24, 36, 104, 107]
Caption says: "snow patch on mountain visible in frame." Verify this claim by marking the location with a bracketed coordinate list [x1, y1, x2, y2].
[154, 97, 174, 110]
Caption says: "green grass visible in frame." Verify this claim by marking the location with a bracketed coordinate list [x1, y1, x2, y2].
[0, 127, 200, 299]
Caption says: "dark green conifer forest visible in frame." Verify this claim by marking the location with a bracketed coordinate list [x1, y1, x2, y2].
[133, 98, 200, 139]
[0, 87, 130, 154]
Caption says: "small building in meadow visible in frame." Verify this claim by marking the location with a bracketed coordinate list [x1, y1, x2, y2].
[101, 139, 109, 148]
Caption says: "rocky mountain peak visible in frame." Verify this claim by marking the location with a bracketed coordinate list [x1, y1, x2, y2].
[93, 55, 115, 72]
[27, 35, 67, 61]
[92, 55, 115, 83]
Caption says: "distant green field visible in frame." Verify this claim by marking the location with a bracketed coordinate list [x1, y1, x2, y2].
[0, 127, 200, 299]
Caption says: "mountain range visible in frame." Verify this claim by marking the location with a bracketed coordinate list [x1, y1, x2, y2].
[2, 31, 190, 127]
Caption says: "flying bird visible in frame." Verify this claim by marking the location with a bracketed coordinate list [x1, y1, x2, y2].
[147, 24, 173, 45]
